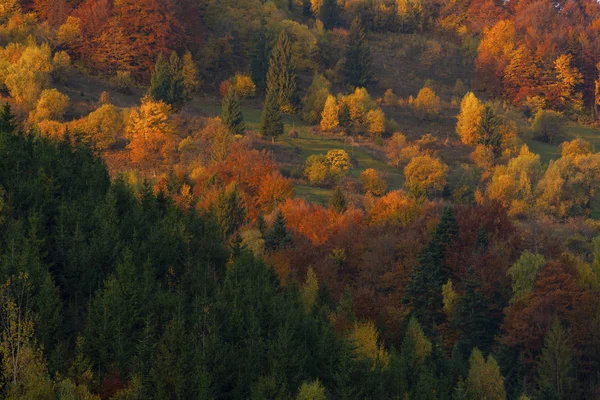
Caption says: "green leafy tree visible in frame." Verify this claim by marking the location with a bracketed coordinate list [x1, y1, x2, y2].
[329, 186, 348, 213]
[260, 86, 284, 141]
[266, 31, 297, 113]
[507, 251, 545, 304]
[221, 88, 245, 135]
[302, 73, 331, 124]
[404, 206, 459, 335]
[297, 379, 327, 400]
[465, 349, 506, 400]
[266, 210, 292, 251]
[343, 18, 373, 88]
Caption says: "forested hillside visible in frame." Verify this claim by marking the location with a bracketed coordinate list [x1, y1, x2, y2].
[2, 0, 600, 399]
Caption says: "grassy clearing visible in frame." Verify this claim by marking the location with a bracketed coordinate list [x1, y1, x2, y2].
[528, 124, 600, 164]
[194, 98, 405, 204]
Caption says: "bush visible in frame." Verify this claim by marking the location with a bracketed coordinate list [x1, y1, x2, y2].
[531, 110, 565, 144]
[110, 70, 135, 95]
[414, 87, 441, 120]
[360, 168, 387, 196]
[232, 74, 256, 98]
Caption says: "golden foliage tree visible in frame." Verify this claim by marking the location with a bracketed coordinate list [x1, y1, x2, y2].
[414, 86, 441, 119]
[125, 96, 175, 174]
[320, 95, 339, 132]
[360, 168, 387, 196]
[349, 321, 389, 367]
[457, 92, 484, 146]
[465, 348, 507, 400]
[29, 89, 69, 124]
[404, 155, 448, 195]
[486, 145, 542, 218]
[366, 108, 385, 137]
[4, 42, 53, 112]
[82, 104, 124, 150]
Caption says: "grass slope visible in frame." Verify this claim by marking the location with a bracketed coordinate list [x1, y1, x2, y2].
[193, 98, 404, 204]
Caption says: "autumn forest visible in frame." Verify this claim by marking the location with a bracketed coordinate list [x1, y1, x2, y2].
[1, 0, 600, 399]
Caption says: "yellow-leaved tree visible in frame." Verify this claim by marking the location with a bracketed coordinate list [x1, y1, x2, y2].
[486, 145, 542, 218]
[349, 321, 389, 368]
[320, 95, 339, 132]
[4, 41, 53, 113]
[29, 89, 69, 124]
[456, 92, 484, 146]
[82, 103, 124, 150]
[404, 155, 448, 195]
[125, 96, 175, 175]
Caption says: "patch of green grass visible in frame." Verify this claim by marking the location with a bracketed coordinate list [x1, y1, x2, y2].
[527, 124, 600, 164]
[195, 99, 405, 203]
[294, 185, 332, 205]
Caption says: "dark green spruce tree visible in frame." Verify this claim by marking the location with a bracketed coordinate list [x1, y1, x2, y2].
[343, 18, 373, 88]
[266, 31, 297, 113]
[149, 52, 185, 108]
[477, 105, 502, 155]
[320, 0, 340, 30]
[251, 28, 271, 91]
[403, 206, 459, 336]
[453, 267, 494, 356]
[260, 86, 284, 142]
[222, 88, 245, 135]
[149, 53, 171, 103]
[266, 210, 292, 251]
[0, 103, 16, 133]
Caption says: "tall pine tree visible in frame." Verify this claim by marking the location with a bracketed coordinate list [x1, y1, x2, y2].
[222, 88, 245, 135]
[320, 0, 340, 30]
[260, 86, 283, 142]
[453, 267, 494, 356]
[265, 210, 292, 251]
[343, 18, 373, 88]
[149, 52, 185, 108]
[266, 31, 297, 113]
[403, 206, 459, 336]
[149, 53, 171, 103]
[251, 28, 271, 91]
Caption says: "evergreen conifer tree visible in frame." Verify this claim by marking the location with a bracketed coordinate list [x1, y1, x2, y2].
[329, 186, 348, 213]
[149, 53, 171, 103]
[0, 103, 16, 133]
[477, 105, 502, 154]
[214, 184, 246, 238]
[320, 0, 340, 29]
[403, 206, 458, 336]
[260, 86, 283, 142]
[265, 210, 292, 251]
[266, 31, 297, 113]
[222, 88, 245, 135]
[149, 52, 186, 108]
[252, 29, 271, 91]
[453, 267, 493, 356]
[343, 18, 373, 88]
